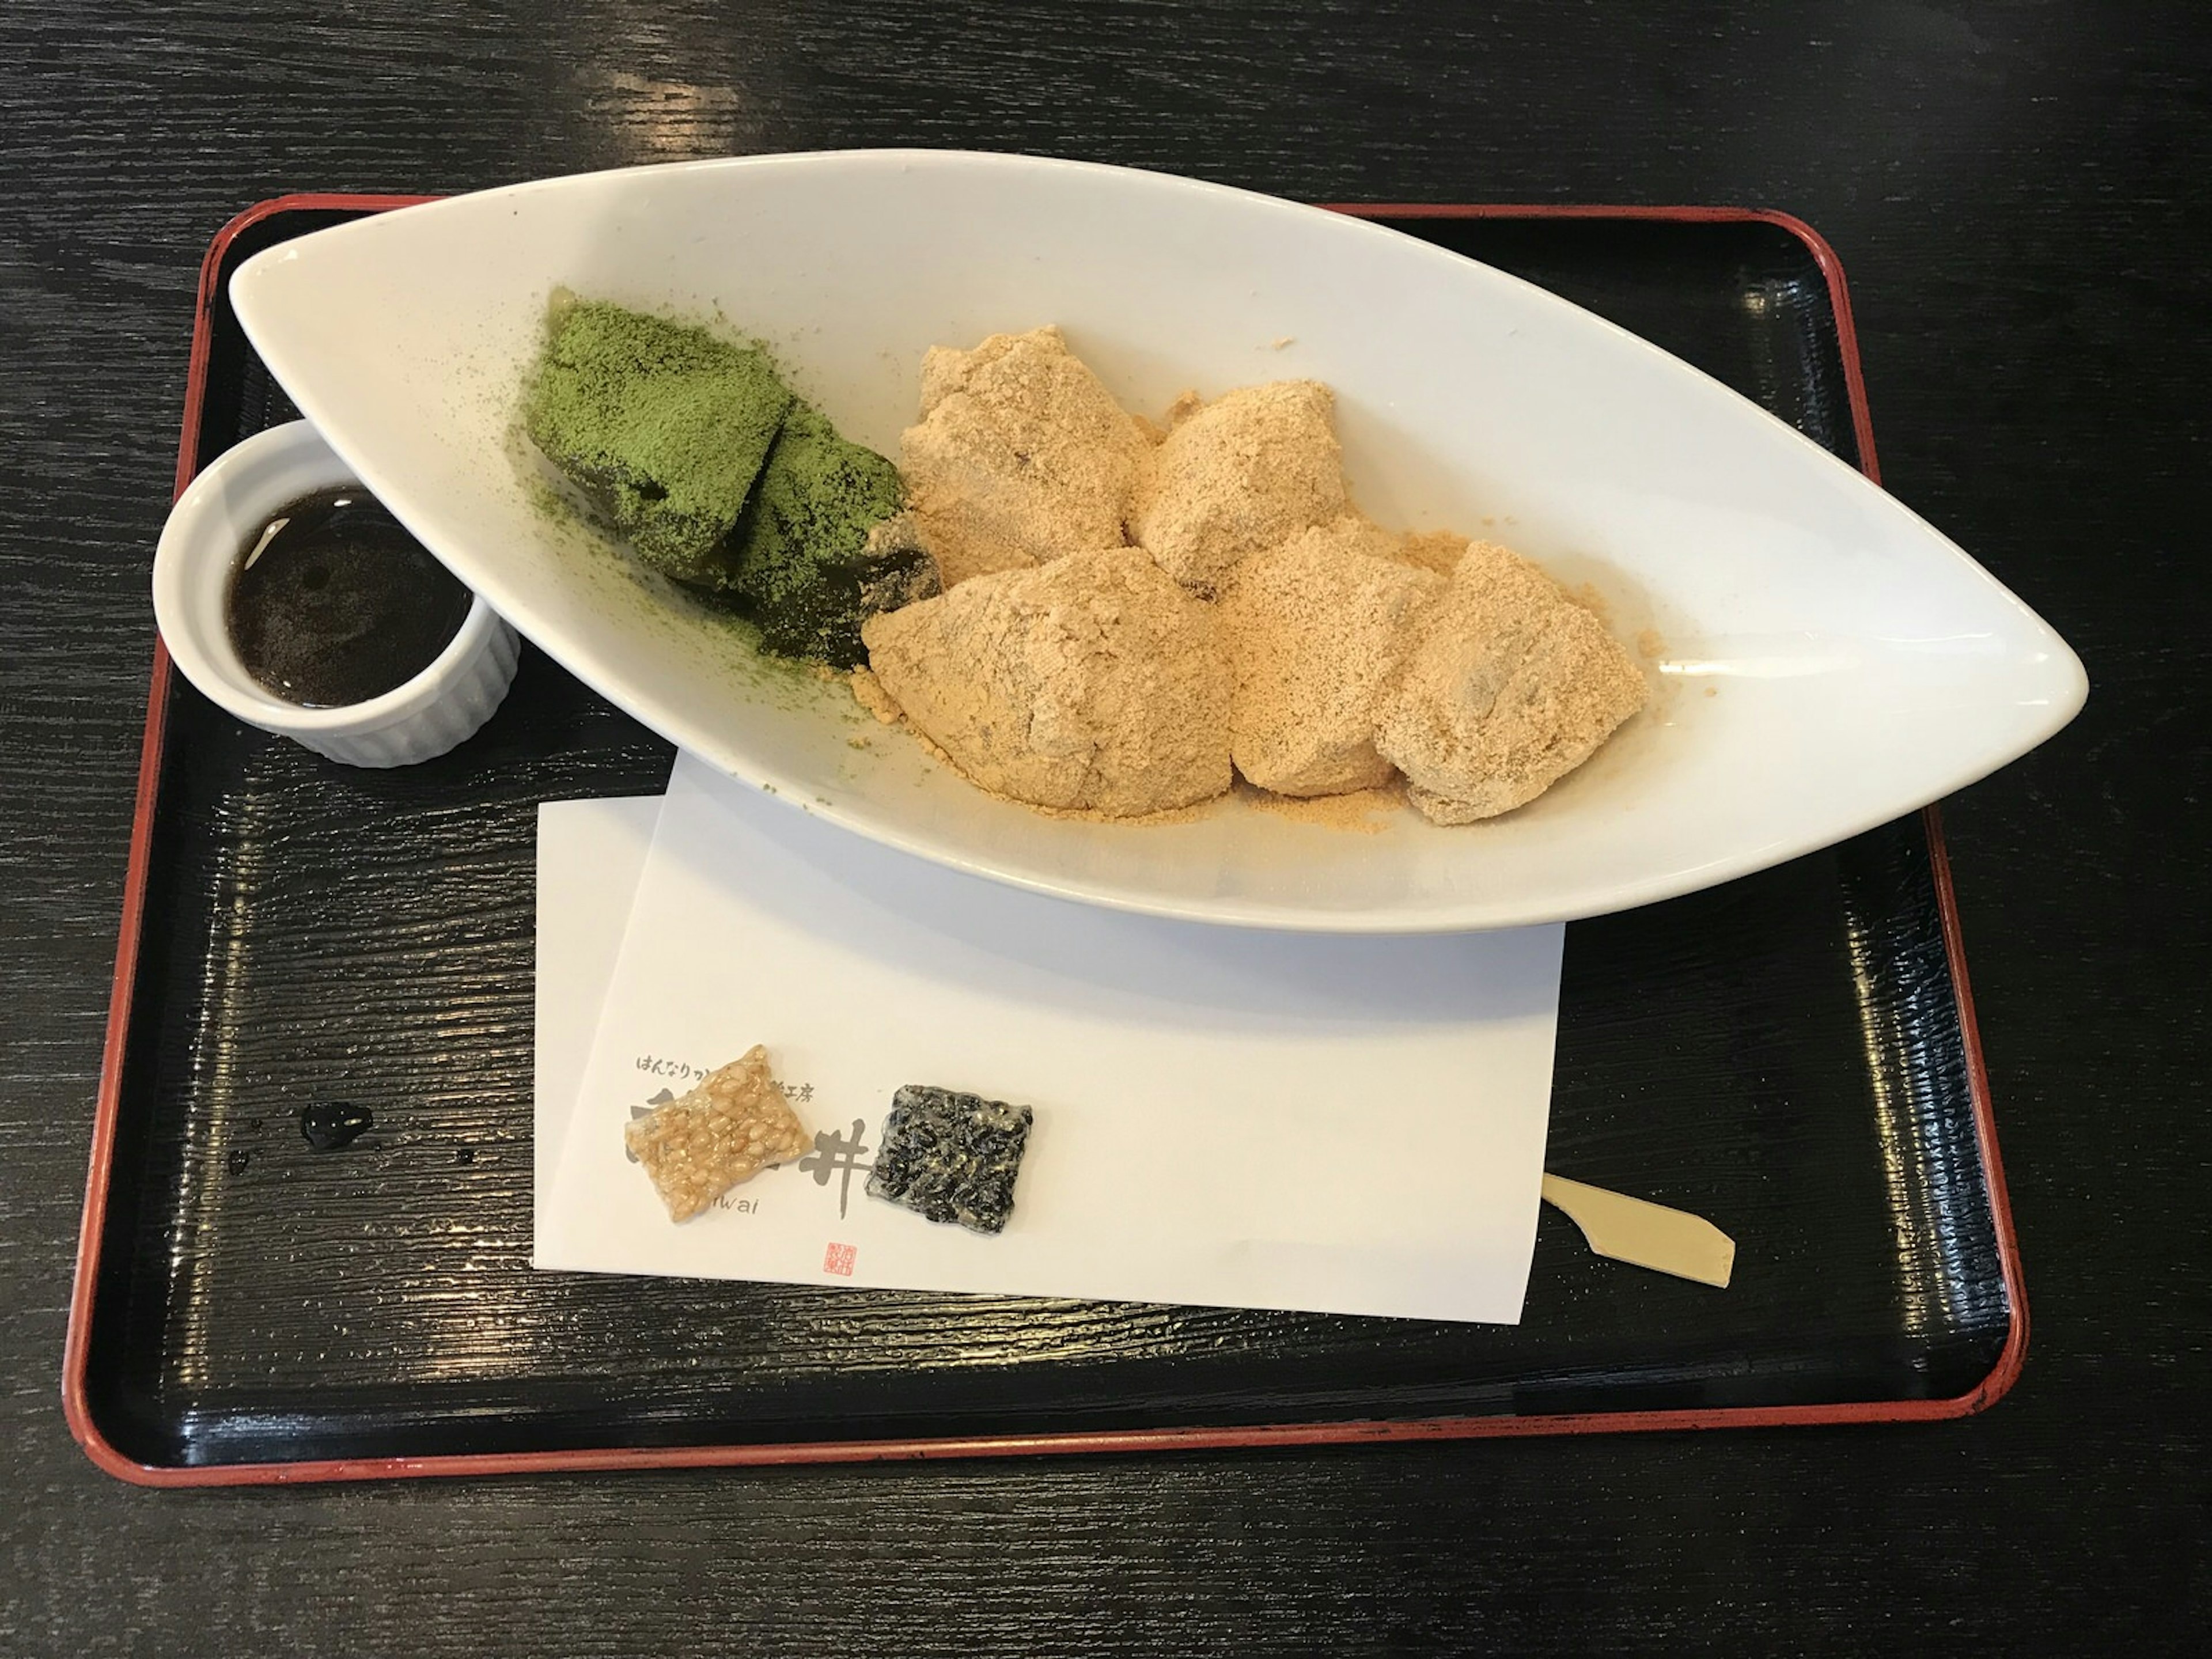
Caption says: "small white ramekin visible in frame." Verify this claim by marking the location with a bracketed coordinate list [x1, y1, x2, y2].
[153, 421, 519, 767]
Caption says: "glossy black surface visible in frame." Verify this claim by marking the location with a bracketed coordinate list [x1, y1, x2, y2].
[7, 5, 2207, 1653]
[75, 206, 2008, 1469]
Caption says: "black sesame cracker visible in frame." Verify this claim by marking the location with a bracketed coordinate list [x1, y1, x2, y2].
[865, 1085, 1035, 1235]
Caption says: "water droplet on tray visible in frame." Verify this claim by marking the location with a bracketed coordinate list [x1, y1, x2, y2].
[300, 1101, 373, 1152]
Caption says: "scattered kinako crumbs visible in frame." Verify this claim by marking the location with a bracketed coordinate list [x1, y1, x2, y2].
[1240, 778, 1405, 833]
[849, 666, 903, 725]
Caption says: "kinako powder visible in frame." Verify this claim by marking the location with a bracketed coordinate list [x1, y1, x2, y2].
[863, 336, 1648, 824]
[523, 297, 934, 668]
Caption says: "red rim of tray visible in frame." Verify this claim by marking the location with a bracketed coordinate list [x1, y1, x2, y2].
[63, 194, 2028, 1486]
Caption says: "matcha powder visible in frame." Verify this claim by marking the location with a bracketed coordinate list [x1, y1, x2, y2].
[522, 300, 793, 585]
[732, 404, 933, 666]
[522, 296, 940, 667]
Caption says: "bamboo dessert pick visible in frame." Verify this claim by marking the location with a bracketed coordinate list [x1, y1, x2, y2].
[1541, 1174, 1736, 1287]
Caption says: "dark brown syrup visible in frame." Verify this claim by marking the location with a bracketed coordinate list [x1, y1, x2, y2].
[227, 488, 470, 707]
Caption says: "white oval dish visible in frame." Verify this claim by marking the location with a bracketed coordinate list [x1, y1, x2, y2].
[228, 151, 2084, 929]
[152, 420, 520, 768]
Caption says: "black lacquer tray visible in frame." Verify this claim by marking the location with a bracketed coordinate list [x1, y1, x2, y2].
[66, 198, 2022, 1483]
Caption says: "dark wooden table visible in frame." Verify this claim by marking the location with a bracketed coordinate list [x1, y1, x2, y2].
[3, 2, 2205, 1651]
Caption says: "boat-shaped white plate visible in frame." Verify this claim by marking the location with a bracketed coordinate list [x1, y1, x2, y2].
[228, 151, 2085, 933]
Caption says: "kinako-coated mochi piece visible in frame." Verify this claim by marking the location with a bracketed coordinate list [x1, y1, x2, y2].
[865, 1085, 1035, 1235]
[1374, 540, 1649, 823]
[1391, 528, 1473, 578]
[898, 327, 1155, 588]
[523, 299, 793, 586]
[1130, 380, 1349, 594]
[625, 1046, 812, 1223]
[859, 546, 1233, 817]
[1218, 517, 1444, 797]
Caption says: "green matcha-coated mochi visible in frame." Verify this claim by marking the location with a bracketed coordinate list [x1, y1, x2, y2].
[731, 403, 934, 667]
[523, 301, 793, 584]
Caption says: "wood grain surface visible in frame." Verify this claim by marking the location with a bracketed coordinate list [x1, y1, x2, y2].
[2, 1, 2205, 1653]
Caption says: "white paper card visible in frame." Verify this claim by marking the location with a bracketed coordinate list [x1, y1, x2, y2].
[538, 753, 1564, 1323]
[532, 794, 661, 1226]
